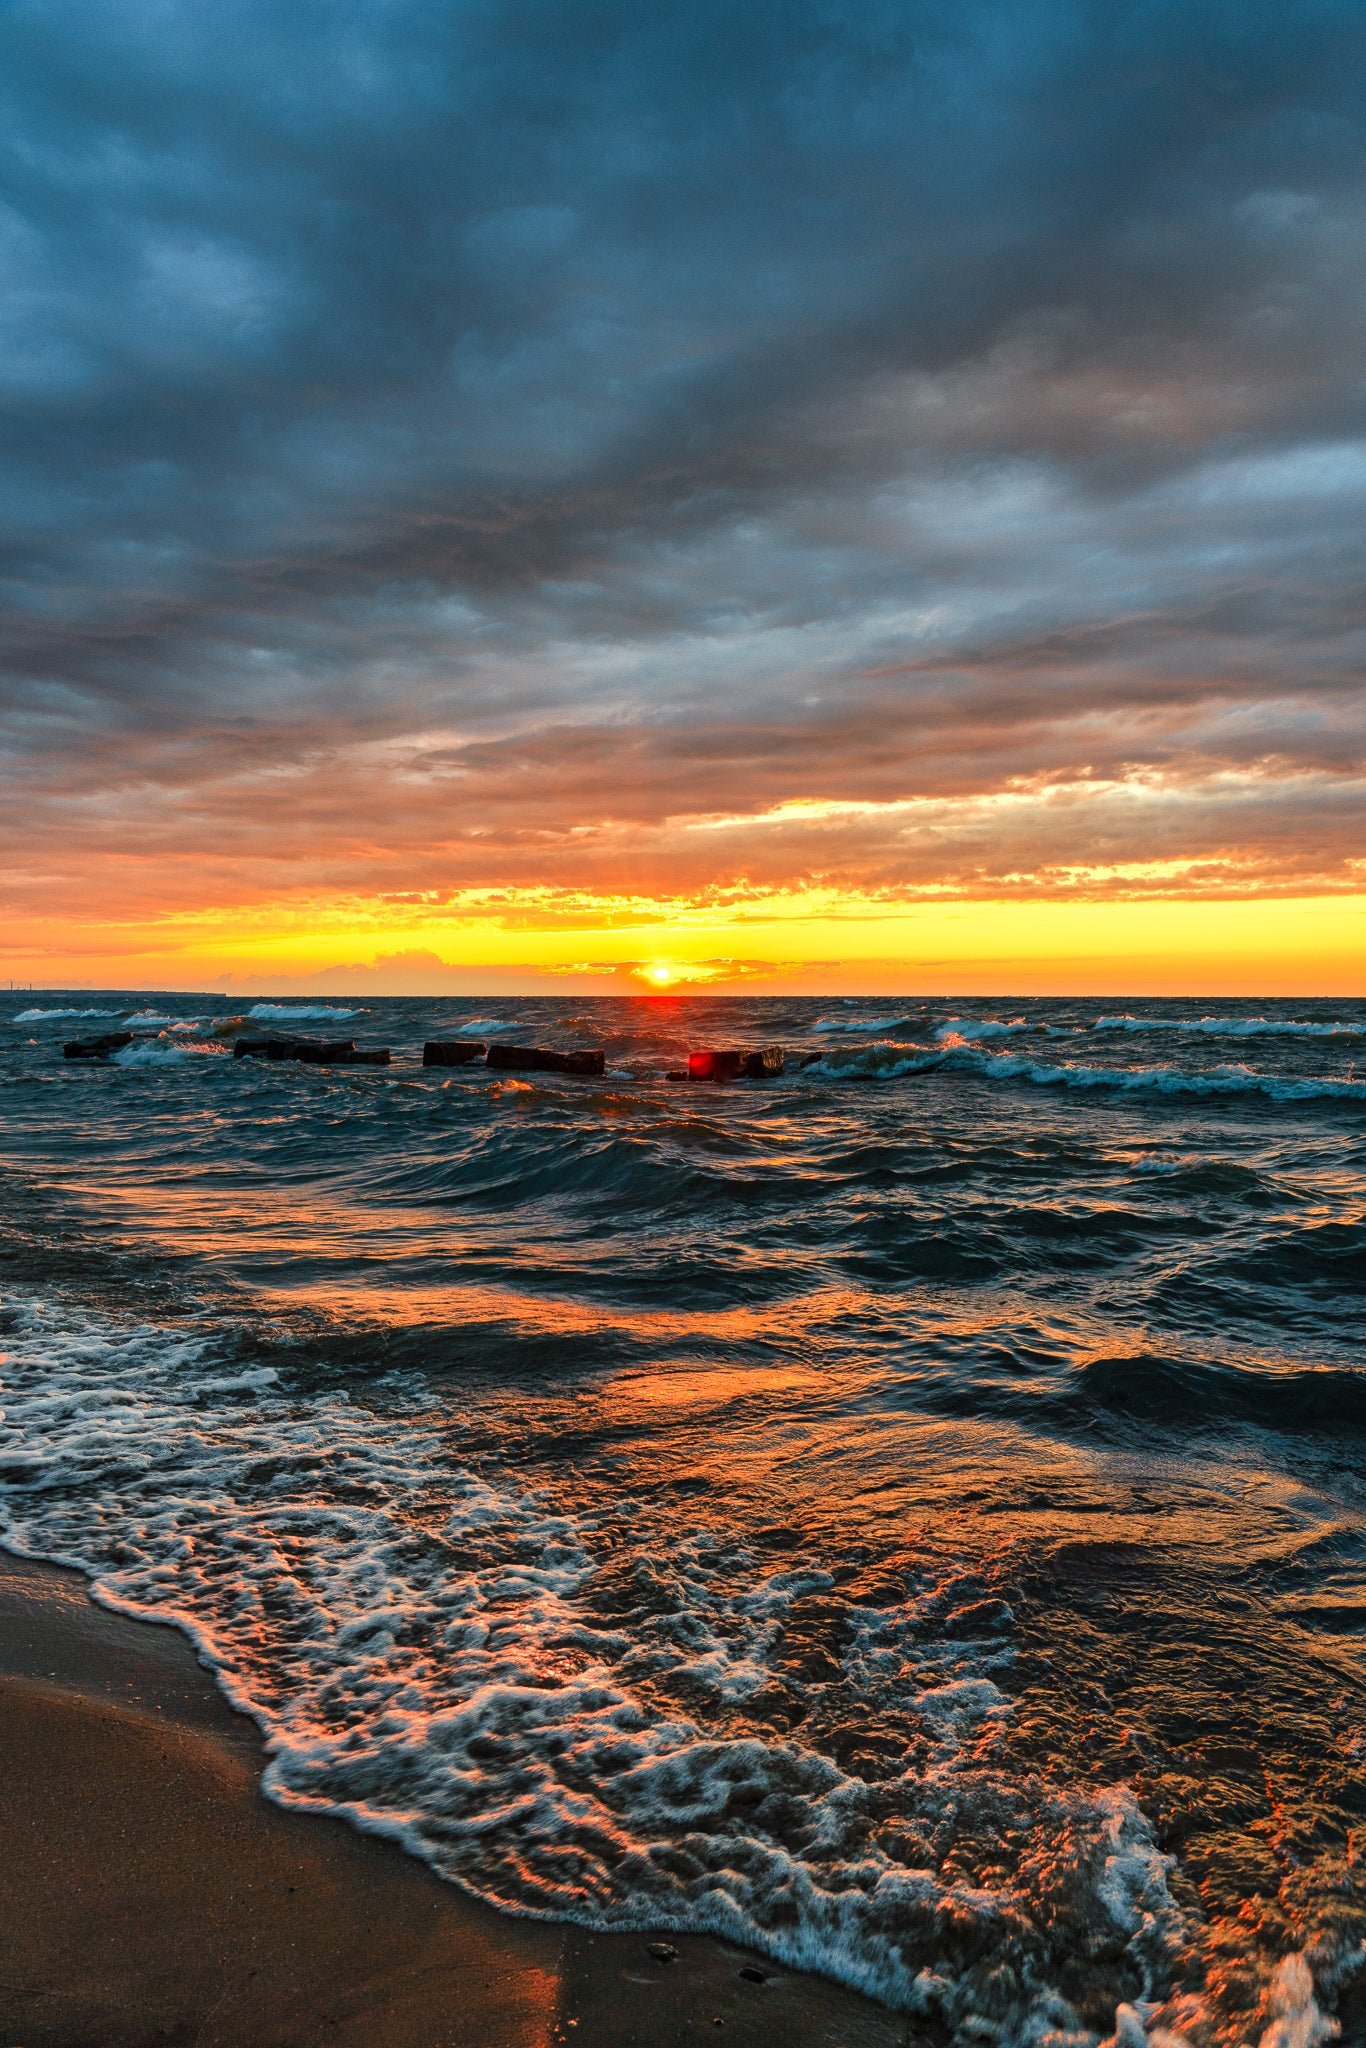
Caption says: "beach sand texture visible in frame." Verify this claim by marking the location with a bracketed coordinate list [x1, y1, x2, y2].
[0, 1553, 906, 2047]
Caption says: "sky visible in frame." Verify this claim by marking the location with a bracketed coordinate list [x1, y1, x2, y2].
[2, 0, 1364, 995]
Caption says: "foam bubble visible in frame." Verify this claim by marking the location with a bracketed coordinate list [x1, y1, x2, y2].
[1256, 1952, 1339, 2048]
[0, 1291, 1191, 2042]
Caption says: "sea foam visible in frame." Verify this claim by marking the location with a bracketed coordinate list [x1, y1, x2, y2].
[812, 1015, 916, 1035]
[245, 1003, 360, 1023]
[12, 1006, 124, 1022]
[805, 1043, 1366, 1102]
[1094, 1014, 1361, 1040]
[933, 1016, 1030, 1042]
[111, 1037, 229, 1065]
[0, 1291, 1189, 2045]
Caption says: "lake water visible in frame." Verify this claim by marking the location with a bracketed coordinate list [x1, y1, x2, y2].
[2, 992, 1363, 2046]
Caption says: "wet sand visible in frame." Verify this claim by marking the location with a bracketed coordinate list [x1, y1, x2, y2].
[0, 1552, 908, 2047]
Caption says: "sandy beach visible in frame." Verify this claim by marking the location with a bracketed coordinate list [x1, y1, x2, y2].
[0, 1552, 907, 2048]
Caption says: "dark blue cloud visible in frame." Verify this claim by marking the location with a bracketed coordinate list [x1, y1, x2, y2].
[1, 0, 1364, 896]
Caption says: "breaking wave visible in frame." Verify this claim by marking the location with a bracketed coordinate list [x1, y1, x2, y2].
[1094, 1014, 1362, 1040]
[111, 1036, 225, 1066]
[807, 1044, 1366, 1102]
[805, 1043, 940, 1080]
[812, 1014, 915, 1034]
[949, 1049, 1366, 1102]
[12, 1006, 123, 1022]
[934, 1017, 1030, 1043]
[245, 1003, 361, 1023]
[0, 1293, 1187, 2042]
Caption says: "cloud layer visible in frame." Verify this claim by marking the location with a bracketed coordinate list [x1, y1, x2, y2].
[3, 0, 1365, 968]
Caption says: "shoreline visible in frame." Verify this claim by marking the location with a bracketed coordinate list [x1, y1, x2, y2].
[0, 1550, 907, 2047]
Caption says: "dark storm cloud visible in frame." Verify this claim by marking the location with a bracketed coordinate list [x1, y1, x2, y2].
[2, 0, 1365, 904]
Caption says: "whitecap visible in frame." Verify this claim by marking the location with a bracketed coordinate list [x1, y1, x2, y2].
[112, 1037, 225, 1066]
[12, 1006, 123, 1022]
[1094, 1014, 1361, 1040]
[804, 1044, 1365, 1102]
[934, 1016, 1030, 1043]
[812, 1015, 914, 1035]
[942, 1047, 1366, 1102]
[245, 1003, 360, 1022]
[803, 1043, 942, 1080]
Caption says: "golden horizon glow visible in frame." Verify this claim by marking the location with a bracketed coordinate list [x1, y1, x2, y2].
[4, 886, 1364, 997]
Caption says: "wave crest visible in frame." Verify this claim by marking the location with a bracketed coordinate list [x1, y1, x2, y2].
[245, 1003, 361, 1022]
[1095, 1014, 1361, 1040]
[13, 1006, 123, 1022]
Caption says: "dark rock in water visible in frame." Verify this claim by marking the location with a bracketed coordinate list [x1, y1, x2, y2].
[486, 1044, 605, 1076]
[666, 1068, 689, 1082]
[295, 1040, 391, 1066]
[234, 1035, 303, 1060]
[743, 1046, 785, 1078]
[687, 1048, 741, 1082]
[234, 1036, 389, 1066]
[801, 1051, 824, 1069]
[423, 1041, 487, 1066]
[236, 1035, 303, 1060]
[687, 1046, 785, 1081]
[62, 1032, 134, 1060]
[646, 1941, 679, 1963]
[293, 1040, 358, 1064]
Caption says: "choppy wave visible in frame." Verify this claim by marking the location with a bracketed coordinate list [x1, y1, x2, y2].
[123, 1011, 187, 1027]
[1094, 1014, 1362, 1040]
[3, 990, 1365, 2043]
[812, 1015, 914, 1034]
[12, 1006, 123, 1022]
[808, 1043, 1366, 1102]
[1071, 1351, 1366, 1434]
[446, 1017, 515, 1036]
[0, 1293, 1185, 2041]
[806, 1043, 940, 1080]
[934, 1017, 1030, 1043]
[951, 1050, 1366, 1103]
[111, 1036, 224, 1066]
[245, 1002, 361, 1022]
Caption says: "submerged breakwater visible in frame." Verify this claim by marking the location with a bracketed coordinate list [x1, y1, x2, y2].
[1, 992, 1364, 2046]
